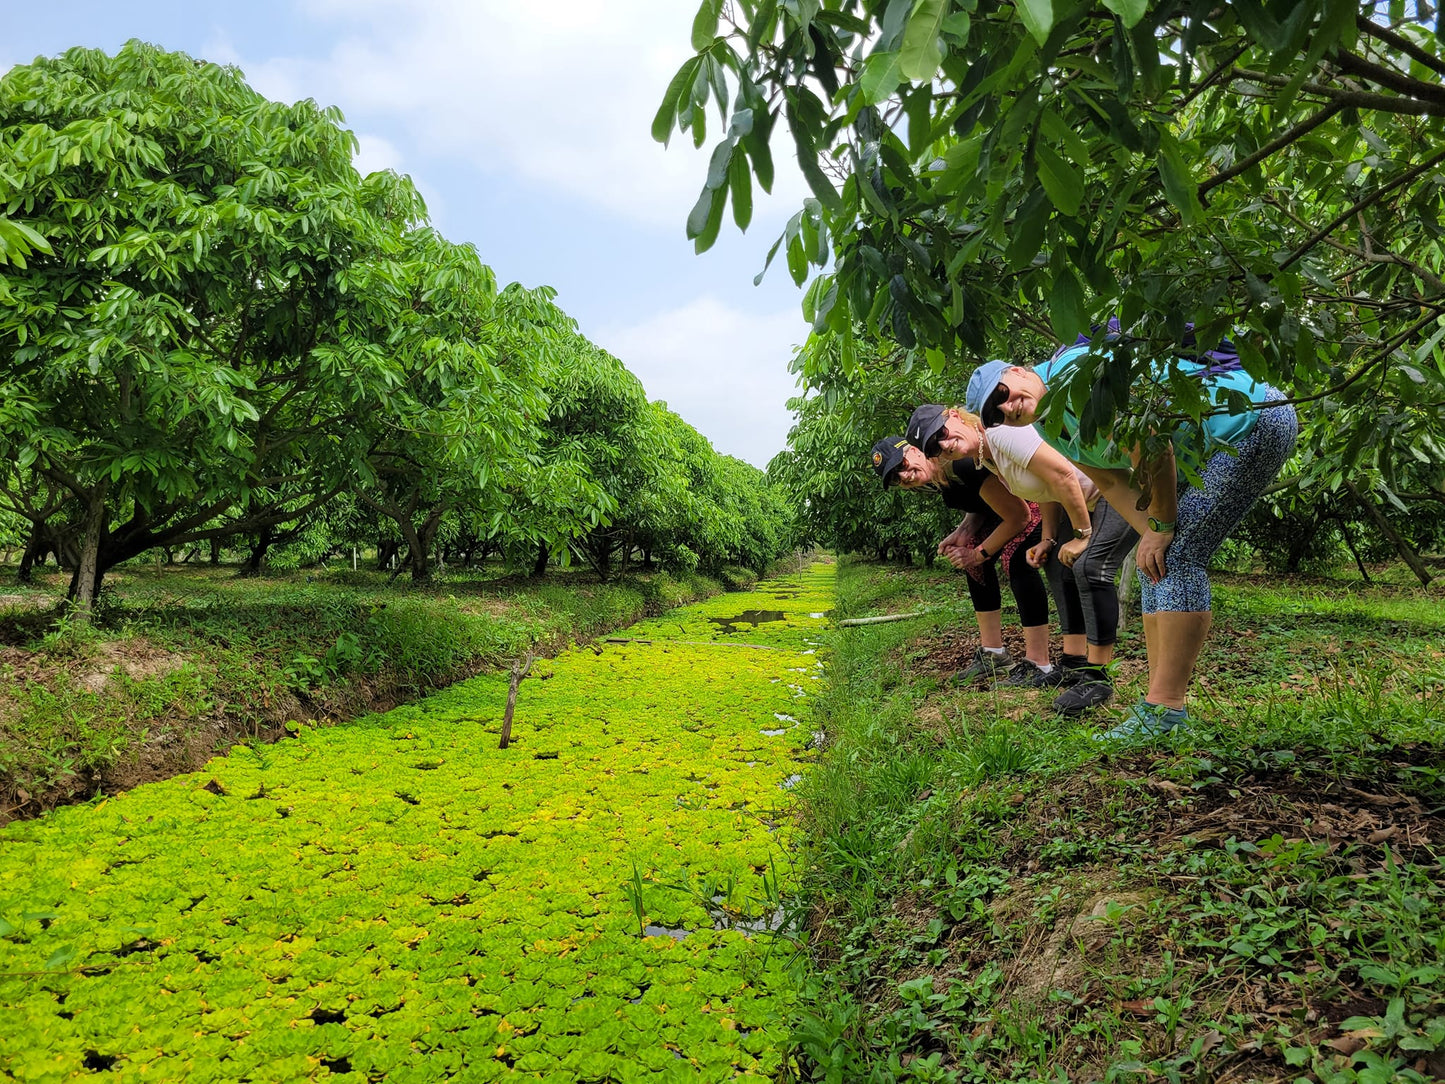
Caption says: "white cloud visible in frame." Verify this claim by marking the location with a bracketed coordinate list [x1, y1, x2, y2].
[352, 131, 403, 176]
[594, 297, 807, 470]
[239, 0, 807, 229]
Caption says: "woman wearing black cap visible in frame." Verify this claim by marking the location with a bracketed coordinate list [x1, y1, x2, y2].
[872, 436, 1055, 687]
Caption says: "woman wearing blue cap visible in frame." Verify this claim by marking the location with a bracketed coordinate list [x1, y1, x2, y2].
[904, 407, 1138, 714]
[967, 336, 1297, 739]
[871, 436, 1054, 686]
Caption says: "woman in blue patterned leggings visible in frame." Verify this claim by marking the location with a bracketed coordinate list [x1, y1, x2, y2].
[968, 347, 1299, 739]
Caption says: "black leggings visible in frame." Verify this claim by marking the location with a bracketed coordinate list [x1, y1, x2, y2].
[1045, 501, 1138, 646]
[965, 514, 1049, 627]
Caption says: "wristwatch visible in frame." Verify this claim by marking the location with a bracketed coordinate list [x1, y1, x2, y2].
[978, 545, 992, 560]
[1072, 526, 1092, 540]
[1147, 517, 1177, 533]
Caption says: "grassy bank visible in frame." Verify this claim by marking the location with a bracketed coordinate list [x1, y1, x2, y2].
[0, 561, 768, 821]
[789, 557, 1445, 1082]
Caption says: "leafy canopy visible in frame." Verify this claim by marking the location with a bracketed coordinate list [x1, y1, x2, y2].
[658, 1, 1445, 472]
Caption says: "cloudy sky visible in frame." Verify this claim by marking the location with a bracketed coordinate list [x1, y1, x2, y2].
[4, 1, 816, 468]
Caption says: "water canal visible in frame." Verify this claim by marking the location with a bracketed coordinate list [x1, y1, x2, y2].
[0, 564, 834, 1082]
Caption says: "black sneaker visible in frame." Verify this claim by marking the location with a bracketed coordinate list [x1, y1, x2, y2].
[1051, 670, 1114, 715]
[995, 659, 1062, 688]
[952, 646, 1012, 685]
[1057, 654, 1091, 687]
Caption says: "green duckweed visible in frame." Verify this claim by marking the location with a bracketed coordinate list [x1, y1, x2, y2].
[0, 565, 835, 1083]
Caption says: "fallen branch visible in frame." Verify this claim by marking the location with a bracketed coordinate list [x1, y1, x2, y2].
[837, 610, 933, 627]
[498, 652, 535, 750]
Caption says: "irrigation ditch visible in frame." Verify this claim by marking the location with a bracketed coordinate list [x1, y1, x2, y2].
[0, 563, 835, 1082]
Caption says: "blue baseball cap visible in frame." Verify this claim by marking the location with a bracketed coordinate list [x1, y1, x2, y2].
[964, 360, 1012, 415]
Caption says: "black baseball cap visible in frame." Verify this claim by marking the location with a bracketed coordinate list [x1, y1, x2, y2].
[905, 405, 948, 457]
[871, 436, 911, 487]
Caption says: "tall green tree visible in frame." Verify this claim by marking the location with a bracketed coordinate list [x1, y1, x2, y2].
[0, 43, 433, 614]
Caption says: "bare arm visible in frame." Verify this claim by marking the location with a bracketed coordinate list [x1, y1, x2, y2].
[977, 475, 1029, 554]
[1024, 441, 1093, 530]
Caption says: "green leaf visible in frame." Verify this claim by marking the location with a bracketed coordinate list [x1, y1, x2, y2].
[860, 51, 906, 104]
[1101, 0, 1146, 29]
[1034, 144, 1083, 216]
[705, 138, 734, 190]
[1016, 0, 1056, 46]
[691, 0, 725, 50]
[728, 152, 753, 231]
[899, 0, 947, 82]
[694, 185, 727, 253]
[1156, 136, 1203, 224]
[1048, 264, 1088, 341]
[652, 61, 697, 145]
[785, 102, 842, 212]
[686, 186, 715, 239]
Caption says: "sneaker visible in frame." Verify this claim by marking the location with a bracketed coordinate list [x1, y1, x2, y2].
[1056, 654, 1092, 687]
[1095, 699, 1190, 743]
[1051, 670, 1114, 715]
[952, 646, 1012, 686]
[995, 659, 1061, 688]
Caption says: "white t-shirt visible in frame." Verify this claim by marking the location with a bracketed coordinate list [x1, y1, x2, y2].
[981, 424, 1100, 510]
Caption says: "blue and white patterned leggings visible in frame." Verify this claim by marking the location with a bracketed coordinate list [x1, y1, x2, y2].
[1139, 389, 1298, 614]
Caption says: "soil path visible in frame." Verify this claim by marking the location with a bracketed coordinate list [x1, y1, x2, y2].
[0, 565, 834, 1082]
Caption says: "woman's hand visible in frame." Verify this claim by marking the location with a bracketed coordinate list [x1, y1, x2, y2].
[1026, 539, 1054, 568]
[952, 545, 987, 570]
[1137, 528, 1174, 584]
[1057, 538, 1088, 568]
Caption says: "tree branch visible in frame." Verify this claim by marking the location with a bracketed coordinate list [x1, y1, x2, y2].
[1198, 100, 1345, 199]
[1279, 147, 1445, 270]
[1332, 45, 1445, 106]
[1231, 67, 1444, 115]
[1357, 15, 1445, 80]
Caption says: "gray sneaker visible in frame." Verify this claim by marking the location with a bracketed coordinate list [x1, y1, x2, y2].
[952, 646, 1012, 685]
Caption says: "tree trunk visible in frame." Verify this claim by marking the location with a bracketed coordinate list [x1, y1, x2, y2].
[1346, 480, 1432, 586]
[209, 536, 221, 565]
[404, 519, 440, 584]
[238, 526, 274, 578]
[532, 542, 549, 578]
[67, 481, 110, 623]
[18, 523, 48, 584]
[1334, 515, 1373, 583]
[376, 538, 400, 573]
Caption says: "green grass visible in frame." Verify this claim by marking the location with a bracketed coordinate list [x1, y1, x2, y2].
[0, 562, 736, 818]
[787, 557, 1445, 1083]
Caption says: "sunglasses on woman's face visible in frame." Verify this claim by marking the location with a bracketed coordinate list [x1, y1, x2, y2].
[981, 383, 1009, 427]
[922, 429, 943, 458]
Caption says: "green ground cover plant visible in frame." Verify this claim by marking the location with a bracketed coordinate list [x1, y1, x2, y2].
[0, 564, 834, 1082]
[789, 558, 1445, 1083]
[0, 563, 745, 820]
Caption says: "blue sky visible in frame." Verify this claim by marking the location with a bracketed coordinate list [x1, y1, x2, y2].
[3, 1, 815, 468]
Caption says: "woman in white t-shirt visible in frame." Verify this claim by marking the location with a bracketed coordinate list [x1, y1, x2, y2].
[906, 405, 1138, 715]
